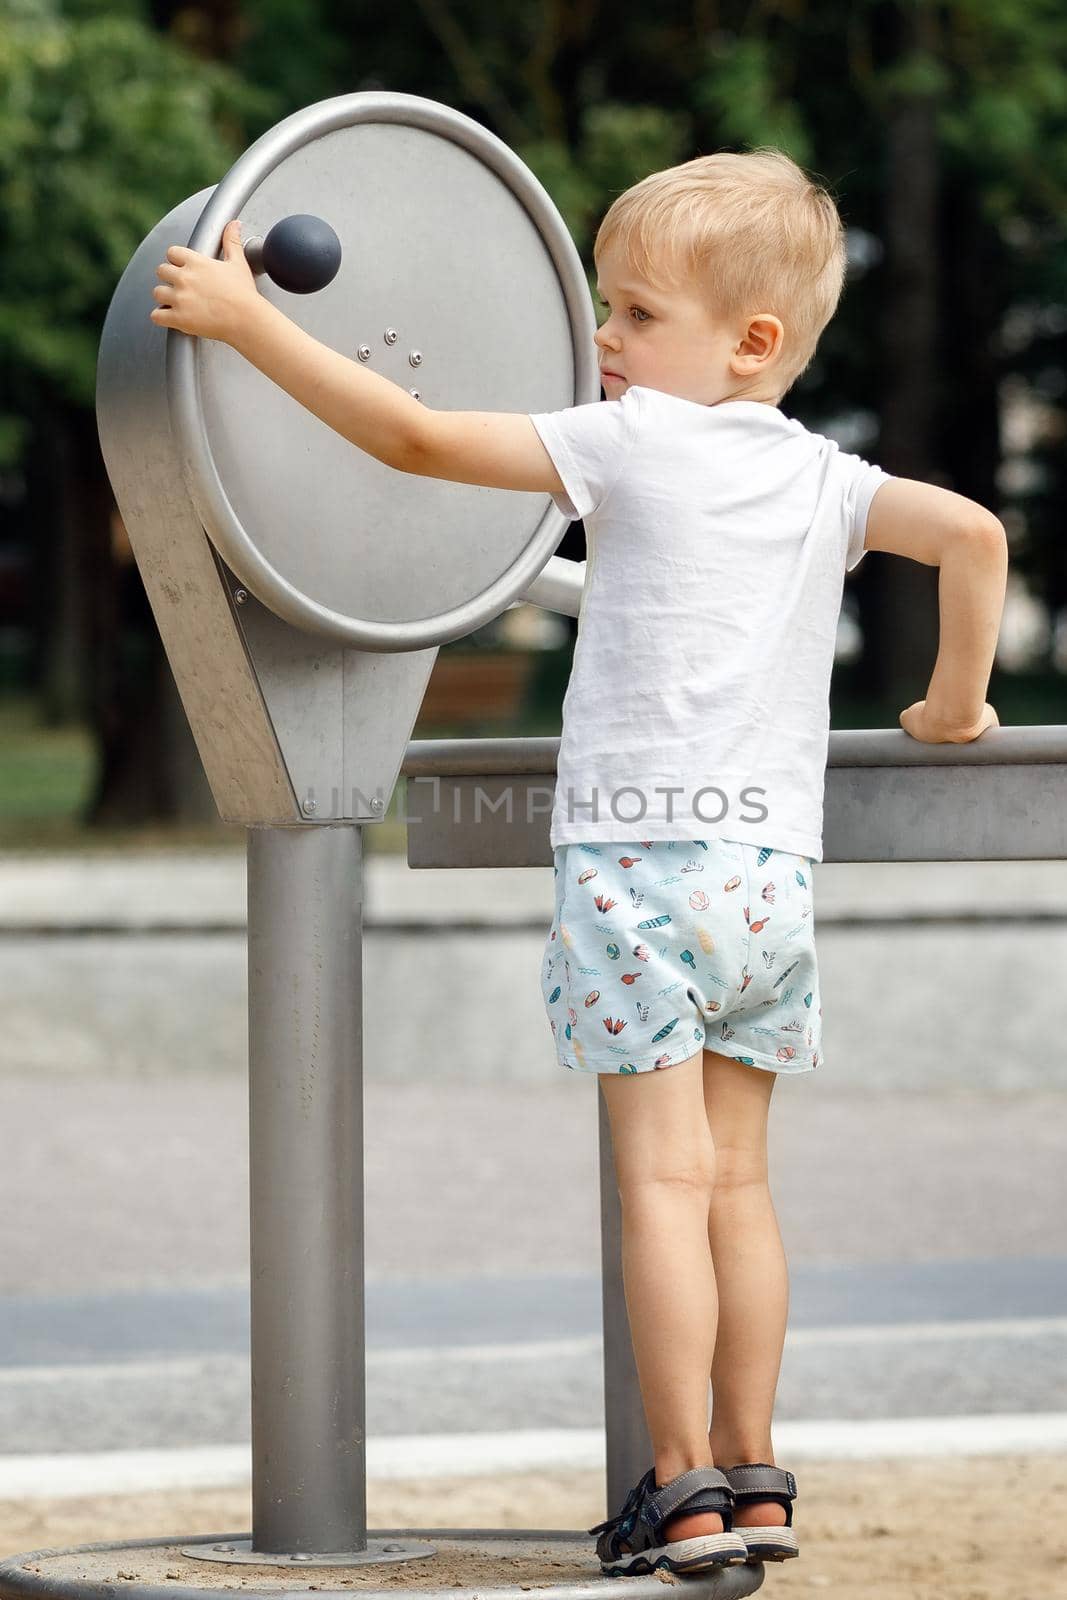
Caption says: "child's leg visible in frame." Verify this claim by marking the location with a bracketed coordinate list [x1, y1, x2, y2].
[701, 1048, 789, 1528]
[598, 1049, 724, 1540]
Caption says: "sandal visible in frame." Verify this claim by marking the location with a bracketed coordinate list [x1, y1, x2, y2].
[588, 1464, 749, 1576]
[719, 1463, 799, 1562]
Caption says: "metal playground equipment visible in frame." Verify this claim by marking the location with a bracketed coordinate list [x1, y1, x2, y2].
[2, 89, 1065, 1600]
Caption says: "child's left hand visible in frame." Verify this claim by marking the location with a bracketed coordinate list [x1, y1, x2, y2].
[150, 219, 259, 343]
[899, 699, 1000, 743]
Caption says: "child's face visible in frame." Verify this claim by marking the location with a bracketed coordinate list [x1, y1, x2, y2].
[593, 242, 781, 406]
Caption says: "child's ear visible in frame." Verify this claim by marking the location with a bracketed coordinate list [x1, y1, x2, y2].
[735, 315, 785, 371]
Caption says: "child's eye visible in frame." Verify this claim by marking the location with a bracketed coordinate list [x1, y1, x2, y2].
[596, 300, 650, 324]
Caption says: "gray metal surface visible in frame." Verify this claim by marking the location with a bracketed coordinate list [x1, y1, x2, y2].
[597, 1094, 648, 1514]
[95, 190, 301, 828]
[246, 827, 365, 1554]
[179, 1537, 437, 1569]
[97, 188, 438, 825]
[167, 91, 597, 650]
[516, 556, 585, 619]
[96, 90, 598, 828]
[401, 726, 1067, 865]
[0, 1533, 765, 1600]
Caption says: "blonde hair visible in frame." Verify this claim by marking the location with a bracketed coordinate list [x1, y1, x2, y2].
[593, 148, 848, 398]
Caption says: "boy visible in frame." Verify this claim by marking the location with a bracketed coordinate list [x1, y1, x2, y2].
[152, 145, 1007, 1576]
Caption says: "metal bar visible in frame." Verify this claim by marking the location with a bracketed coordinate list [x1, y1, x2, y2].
[515, 556, 585, 618]
[598, 1090, 654, 1513]
[403, 764, 1067, 866]
[247, 824, 366, 1554]
[401, 724, 1067, 776]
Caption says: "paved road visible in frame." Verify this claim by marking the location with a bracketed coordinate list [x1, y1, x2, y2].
[1, 851, 1065, 1462]
[0, 1258, 1066, 1454]
[1, 1073, 1065, 1455]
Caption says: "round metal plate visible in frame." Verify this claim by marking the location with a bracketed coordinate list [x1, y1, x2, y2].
[0, 1530, 766, 1598]
[178, 1537, 436, 1568]
[167, 91, 598, 651]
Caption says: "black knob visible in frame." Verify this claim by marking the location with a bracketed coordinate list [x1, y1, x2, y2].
[244, 214, 342, 294]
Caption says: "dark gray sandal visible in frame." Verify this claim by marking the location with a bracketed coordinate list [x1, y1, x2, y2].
[719, 1463, 799, 1561]
[588, 1464, 749, 1576]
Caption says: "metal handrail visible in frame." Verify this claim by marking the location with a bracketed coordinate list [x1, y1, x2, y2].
[401, 723, 1067, 777]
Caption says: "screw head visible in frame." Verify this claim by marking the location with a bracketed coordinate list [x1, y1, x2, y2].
[370, 797, 384, 813]
[234, 588, 248, 605]
[409, 388, 421, 401]
[357, 345, 371, 362]
[408, 350, 422, 367]
[291, 1554, 313, 1563]
[384, 327, 398, 344]
[212, 1545, 235, 1554]
[302, 797, 318, 815]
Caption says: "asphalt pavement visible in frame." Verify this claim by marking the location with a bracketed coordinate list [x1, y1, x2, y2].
[0, 849, 1065, 1480]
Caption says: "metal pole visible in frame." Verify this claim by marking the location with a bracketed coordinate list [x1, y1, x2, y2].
[247, 823, 366, 1554]
[598, 1086, 653, 1512]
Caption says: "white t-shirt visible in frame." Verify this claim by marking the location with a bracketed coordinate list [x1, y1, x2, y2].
[527, 386, 892, 862]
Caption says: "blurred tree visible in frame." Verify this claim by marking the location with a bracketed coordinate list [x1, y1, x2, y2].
[0, 0, 277, 820]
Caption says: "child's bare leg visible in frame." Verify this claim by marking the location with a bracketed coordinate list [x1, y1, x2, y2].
[702, 1048, 789, 1528]
[598, 1050, 724, 1542]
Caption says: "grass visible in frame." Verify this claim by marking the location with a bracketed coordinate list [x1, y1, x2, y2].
[0, 690, 565, 855]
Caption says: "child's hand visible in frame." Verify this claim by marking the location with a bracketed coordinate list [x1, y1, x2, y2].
[150, 219, 259, 343]
[899, 699, 1000, 743]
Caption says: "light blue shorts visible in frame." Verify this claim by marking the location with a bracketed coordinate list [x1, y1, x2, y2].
[540, 837, 822, 1076]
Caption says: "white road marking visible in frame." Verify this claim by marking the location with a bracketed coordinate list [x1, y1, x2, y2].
[0, 1414, 1066, 1501]
[2, 1315, 1065, 1385]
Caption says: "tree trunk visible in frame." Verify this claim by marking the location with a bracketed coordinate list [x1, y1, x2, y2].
[854, 2, 943, 708]
[940, 173, 1003, 514]
[45, 403, 225, 828]
[29, 401, 92, 726]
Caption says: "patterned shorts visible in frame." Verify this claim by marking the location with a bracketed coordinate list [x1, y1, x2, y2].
[540, 837, 822, 1076]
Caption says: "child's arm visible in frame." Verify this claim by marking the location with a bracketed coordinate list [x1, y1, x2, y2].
[863, 478, 1008, 740]
[152, 225, 569, 496]
[231, 297, 565, 493]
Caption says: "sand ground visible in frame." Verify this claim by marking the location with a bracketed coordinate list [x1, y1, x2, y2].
[1, 1457, 1065, 1599]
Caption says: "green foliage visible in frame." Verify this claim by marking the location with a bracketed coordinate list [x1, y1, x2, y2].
[520, 102, 691, 261]
[233, 0, 352, 115]
[0, 0, 278, 453]
[579, 102, 692, 199]
[692, 35, 812, 162]
[515, 137, 601, 247]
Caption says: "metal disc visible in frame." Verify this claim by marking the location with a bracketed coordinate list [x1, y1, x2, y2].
[166, 91, 598, 651]
[178, 1537, 436, 1568]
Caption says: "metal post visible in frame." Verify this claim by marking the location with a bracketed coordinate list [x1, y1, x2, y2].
[598, 1086, 653, 1510]
[247, 823, 366, 1554]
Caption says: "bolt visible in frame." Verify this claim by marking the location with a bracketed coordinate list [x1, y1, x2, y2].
[408, 350, 422, 367]
[291, 1554, 313, 1563]
[370, 797, 384, 813]
[382, 1544, 402, 1552]
[302, 797, 317, 815]
[357, 345, 371, 362]
[234, 589, 247, 605]
[212, 1545, 235, 1554]
[384, 328, 398, 344]
[409, 389, 421, 401]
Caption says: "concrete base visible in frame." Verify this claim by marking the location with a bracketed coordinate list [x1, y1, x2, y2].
[0, 1529, 765, 1599]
